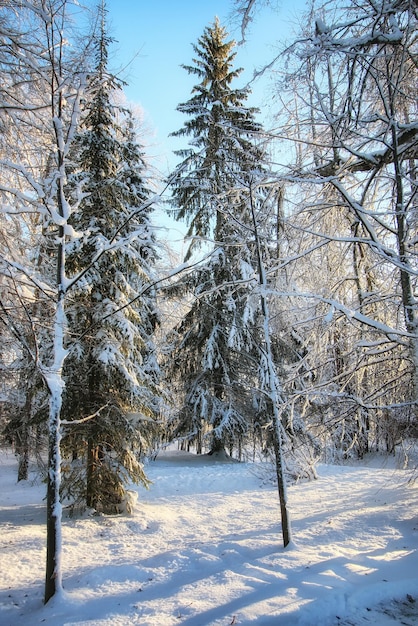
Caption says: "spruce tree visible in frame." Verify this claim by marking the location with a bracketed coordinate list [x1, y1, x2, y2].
[168, 18, 267, 455]
[61, 5, 160, 513]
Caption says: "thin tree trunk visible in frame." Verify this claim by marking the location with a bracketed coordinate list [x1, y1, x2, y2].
[16, 415, 29, 482]
[249, 181, 291, 548]
[86, 439, 97, 509]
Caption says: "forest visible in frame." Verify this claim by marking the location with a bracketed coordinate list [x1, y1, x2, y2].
[0, 0, 417, 608]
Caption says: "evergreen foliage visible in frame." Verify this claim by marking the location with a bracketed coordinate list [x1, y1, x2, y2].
[170, 17, 264, 260]
[168, 18, 268, 455]
[61, 6, 160, 514]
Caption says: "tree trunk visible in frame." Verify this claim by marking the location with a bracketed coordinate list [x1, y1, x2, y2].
[44, 296, 66, 603]
[86, 439, 98, 509]
[272, 418, 291, 546]
[44, 75, 69, 600]
[16, 422, 29, 482]
[208, 431, 226, 455]
[44, 389, 63, 603]
[249, 181, 292, 548]
[391, 123, 418, 414]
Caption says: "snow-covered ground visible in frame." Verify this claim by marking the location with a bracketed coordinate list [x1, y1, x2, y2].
[0, 448, 417, 625]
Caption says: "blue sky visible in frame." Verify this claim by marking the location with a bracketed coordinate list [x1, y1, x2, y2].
[105, 0, 307, 174]
[103, 1, 307, 252]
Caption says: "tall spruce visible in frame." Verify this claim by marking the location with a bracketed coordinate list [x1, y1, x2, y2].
[168, 18, 267, 455]
[61, 4, 160, 513]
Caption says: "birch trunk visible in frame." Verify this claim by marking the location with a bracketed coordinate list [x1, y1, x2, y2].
[44, 125, 67, 601]
[44, 297, 65, 602]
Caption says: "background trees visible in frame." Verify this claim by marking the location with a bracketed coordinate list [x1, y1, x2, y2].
[167, 18, 270, 456]
[243, 0, 418, 459]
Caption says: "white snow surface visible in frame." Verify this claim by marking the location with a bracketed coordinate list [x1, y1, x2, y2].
[1, 448, 418, 626]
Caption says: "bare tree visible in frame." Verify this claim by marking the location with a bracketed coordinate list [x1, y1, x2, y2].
[238, 0, 418, 457]
[248, 178, 292, 547]
[0, 0, 93, 602]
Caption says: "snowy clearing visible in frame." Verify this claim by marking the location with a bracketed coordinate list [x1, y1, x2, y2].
[0, 449, 417, 625]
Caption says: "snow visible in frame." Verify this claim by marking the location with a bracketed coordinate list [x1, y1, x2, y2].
[1, 448, 418, 625]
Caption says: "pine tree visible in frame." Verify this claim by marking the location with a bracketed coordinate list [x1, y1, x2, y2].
[168, 18, 267, 456]
[61, 5, 160, 514]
